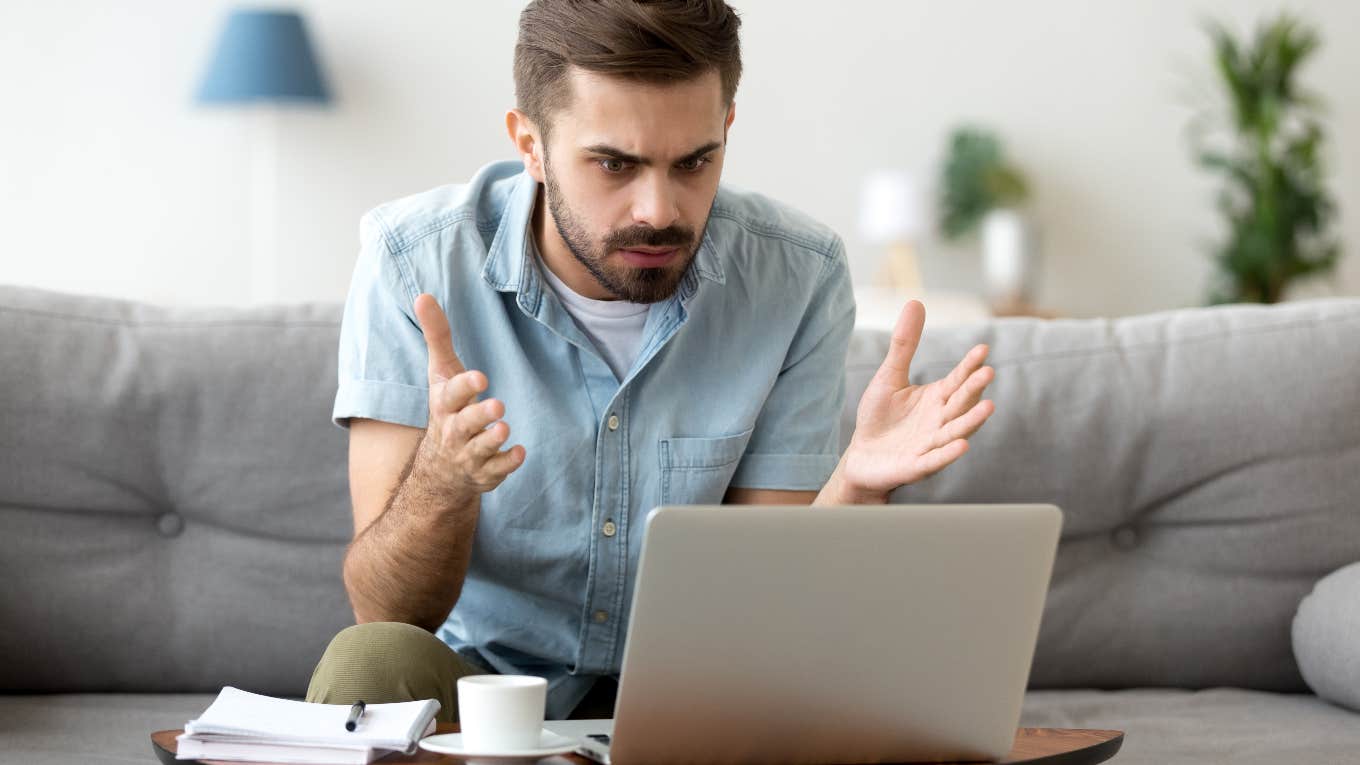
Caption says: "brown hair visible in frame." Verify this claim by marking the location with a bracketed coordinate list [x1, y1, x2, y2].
[514, 0, 742, 136]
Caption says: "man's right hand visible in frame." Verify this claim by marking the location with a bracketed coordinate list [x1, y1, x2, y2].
[414, 293, 526, 498]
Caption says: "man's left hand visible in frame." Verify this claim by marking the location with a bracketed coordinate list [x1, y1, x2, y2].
[836, 299, 996, 502]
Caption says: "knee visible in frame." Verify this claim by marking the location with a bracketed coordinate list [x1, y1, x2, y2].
[306, 622, 450, 704]
[325, 621, 448, 661]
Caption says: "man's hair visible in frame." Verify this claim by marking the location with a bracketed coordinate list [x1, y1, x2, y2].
[514, 0, 742, 136]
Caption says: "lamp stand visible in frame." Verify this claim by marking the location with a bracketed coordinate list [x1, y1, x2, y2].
[875, 241, 924, 293]
[249, 106, 279, 304]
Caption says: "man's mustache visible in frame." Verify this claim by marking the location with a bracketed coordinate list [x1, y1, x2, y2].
[604, 225, 694, 252]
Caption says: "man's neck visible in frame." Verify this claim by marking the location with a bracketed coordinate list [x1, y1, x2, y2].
[531, 184, 617, 301]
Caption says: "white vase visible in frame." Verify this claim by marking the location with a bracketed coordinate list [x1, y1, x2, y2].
[981, 208, 1038, 308]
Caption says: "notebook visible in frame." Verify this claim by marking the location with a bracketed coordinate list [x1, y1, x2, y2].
[176, 687, 440, 764]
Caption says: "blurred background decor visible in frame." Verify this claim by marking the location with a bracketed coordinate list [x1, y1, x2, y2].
[1189, 13, 1342, 305]
[859, 168, 927, 293]
[1, 2, 1356, 316]
[936, 126, 1037, 313]
[853, 168, 992, 330]
[195, 7, 333, 304]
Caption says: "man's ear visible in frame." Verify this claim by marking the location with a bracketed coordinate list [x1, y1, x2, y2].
[723, 101, 736, 142]
[506, 109, 545, 183]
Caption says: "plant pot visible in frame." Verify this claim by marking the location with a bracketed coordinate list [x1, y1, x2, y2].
[981, 208, 1038, 308]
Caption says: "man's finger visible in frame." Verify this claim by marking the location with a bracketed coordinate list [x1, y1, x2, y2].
[942, 364, 994, 421]
[414, 293, 466, 383]
[874, 300, 925, 390]
[916, 438, 968, 478]
[936, 399, 995, 447]
[451, 397, 503, 443]
[467, 420, 511, 460]
[481, 444, 527, 478]
[433, 371, 488, 419]
[939, 344, 989, 402]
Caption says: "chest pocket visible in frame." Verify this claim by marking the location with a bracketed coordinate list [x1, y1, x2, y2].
[658, 428, 755, 506]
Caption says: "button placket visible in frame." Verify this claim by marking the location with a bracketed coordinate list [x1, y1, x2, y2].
[581, 396, 629, 672]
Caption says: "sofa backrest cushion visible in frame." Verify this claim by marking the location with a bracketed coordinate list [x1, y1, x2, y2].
[841, 298, 1360, 692]
[5, 285, 1358, 694]
[0, 286, 353, 694]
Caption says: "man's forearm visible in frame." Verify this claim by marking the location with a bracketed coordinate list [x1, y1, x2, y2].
[343, 434, 481, 631]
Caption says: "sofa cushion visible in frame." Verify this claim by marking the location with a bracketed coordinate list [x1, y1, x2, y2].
[841, 299, 1360, 692]
[0, 286, 354, 695]
[1293, 560, 1360, 712]
[5, 285, 1358, 697]
[1019, 688, 1360, 764]
[2, 690, 1356, 765]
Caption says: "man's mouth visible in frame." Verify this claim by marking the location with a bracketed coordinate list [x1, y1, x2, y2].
[617, 247, 679, 267]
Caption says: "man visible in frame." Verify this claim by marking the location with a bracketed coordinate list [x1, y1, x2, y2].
[307, 0, 995, 722]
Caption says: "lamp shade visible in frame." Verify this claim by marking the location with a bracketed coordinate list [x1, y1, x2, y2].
[858, 169, 926, 245]
[196, 9, 331, 104]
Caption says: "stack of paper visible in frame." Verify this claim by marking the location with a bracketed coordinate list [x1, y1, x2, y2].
[177, 687, 441, 764]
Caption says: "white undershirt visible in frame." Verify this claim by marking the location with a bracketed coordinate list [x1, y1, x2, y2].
[534, 238, 649, 382]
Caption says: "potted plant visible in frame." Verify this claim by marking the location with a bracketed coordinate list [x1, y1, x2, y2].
[1189, 13, 1342, 304]
[936, 127, 1035, 309]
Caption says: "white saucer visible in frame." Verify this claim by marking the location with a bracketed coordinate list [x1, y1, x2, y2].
[419, 729, 580, 764]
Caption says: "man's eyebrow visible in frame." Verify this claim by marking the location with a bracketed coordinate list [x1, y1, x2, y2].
[581, 141, 723, 167]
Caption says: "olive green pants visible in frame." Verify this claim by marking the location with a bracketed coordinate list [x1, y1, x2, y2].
[305, 622, 618, 723]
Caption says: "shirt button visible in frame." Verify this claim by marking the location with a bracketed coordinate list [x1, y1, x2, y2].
[607, 414, 619, 431]
[593, 610, 609, 623]
[602, 520, 617, 537]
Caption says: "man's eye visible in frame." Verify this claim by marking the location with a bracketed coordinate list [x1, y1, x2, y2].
[599, 158, 629, 173]
[678, 157, 710, 172]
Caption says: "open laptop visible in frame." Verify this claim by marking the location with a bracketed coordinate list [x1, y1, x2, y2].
[544, 503, 1063, 765]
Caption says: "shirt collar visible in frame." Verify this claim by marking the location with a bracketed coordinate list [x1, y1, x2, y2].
[480, 168, 727, 298]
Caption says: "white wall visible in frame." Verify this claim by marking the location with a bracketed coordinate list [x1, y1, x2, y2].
[2, 1, 1356, 317]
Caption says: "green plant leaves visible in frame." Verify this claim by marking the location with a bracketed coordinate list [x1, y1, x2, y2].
[937, 127, 1029, 241]
[1191, 12, 1341, 304]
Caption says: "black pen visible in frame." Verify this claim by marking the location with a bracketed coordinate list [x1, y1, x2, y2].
[344, 700, 366, 732]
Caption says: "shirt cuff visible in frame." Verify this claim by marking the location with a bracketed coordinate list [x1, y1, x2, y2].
[728, 453, 840, 491]
[332, 378, 429, 430]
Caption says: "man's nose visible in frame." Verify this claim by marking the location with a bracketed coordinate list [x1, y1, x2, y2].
[630, 173, 681, 230]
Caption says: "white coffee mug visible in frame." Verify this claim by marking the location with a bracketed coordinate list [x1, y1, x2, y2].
[457, 675, 547, 751]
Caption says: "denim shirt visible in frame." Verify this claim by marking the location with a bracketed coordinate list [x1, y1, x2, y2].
[333, 160, 855, 719]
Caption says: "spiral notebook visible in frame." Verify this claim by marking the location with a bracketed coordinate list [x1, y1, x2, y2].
[177, 687, 440, 764]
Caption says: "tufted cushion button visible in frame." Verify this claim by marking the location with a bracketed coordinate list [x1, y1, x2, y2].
[156, 512, 185, 538]
[1112, 525, 1139, 550]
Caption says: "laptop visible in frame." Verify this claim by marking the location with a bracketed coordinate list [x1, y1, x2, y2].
[544, 503, 1063, 765]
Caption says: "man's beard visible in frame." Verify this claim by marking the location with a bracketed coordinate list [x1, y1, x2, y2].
[543, 162, 707, 304]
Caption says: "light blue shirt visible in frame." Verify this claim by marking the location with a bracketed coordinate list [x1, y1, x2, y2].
[333, 160, 855, 719]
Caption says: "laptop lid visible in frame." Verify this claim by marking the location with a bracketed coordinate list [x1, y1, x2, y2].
[605, 503, 1062, 765]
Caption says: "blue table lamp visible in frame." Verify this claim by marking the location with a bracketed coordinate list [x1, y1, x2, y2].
[195, 9, 332, 303]
[196, 9, 331, 105]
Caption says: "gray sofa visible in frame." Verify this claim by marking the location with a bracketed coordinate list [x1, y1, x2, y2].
[2, 283, 1358, 764]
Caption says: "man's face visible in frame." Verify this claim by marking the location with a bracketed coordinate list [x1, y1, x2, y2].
[538, 68, 733, 303]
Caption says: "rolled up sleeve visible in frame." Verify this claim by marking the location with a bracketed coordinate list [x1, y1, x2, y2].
[728, 238, 855, 490]
[331, 211, 430, 430]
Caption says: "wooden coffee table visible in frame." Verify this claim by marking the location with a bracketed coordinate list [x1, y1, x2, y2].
[153, 723, 1123, 764]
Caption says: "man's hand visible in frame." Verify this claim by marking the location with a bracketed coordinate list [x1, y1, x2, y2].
[836, 299, 995, 502]
[414, 293, 525, 498]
